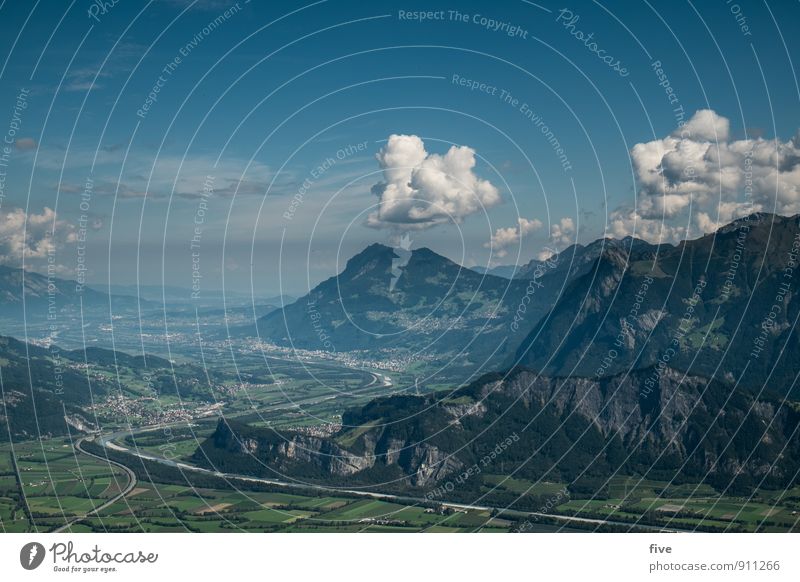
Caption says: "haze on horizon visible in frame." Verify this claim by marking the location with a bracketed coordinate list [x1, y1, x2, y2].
[0, 0, 798, 297]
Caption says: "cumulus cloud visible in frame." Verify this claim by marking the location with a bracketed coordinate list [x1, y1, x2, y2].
[549, 217, 575, 247]
[607, 208, 688, 244]
[528, 217, 577, 261]
[367, 134, 501, 230]
[672, 108, 730, 142]
[611, 109, 799, 241]
[485, 217, 542, 258]
[0, 207, 77, 267]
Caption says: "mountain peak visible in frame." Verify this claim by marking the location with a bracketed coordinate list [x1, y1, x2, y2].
[342, 243, 395, 270]
[409, 246, 445, 259]
[715, 211, 794, 234]
[342, 243, 455, 274]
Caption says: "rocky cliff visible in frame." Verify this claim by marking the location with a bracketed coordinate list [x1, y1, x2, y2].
[198, 366, 800, 492]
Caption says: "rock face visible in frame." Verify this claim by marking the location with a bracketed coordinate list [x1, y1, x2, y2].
[204, 415, 459, 486]
[514, 213, 800, 400]
[199, 366, 800, 492]
[216, 423, 373, 474]
[201, 214, 800, 495]
[514, 236, 665, 282]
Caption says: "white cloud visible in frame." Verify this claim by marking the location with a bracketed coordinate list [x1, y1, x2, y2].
[367, 134, 501, 230]
[607, 208, 687, 244]
[672, 108, 730, 142]
[0, 207, 77, 267]
[549, 217, 575, 247]
[613, 109, 800, 241]
[531, 217, 577, 261]
[64, 66, 113, 92]
[485, 217, 542, 258]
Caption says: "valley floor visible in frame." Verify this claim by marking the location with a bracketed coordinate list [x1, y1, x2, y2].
[2, 433, 798, 533]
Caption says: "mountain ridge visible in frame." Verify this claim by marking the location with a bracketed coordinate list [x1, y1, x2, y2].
[198, 363, 800, 493]
[513, 212, 800, 398]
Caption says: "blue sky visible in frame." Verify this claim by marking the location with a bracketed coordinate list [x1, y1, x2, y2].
[0, 0, 798, 296]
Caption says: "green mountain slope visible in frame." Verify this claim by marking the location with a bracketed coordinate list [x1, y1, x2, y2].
[513, 213, 800, 399]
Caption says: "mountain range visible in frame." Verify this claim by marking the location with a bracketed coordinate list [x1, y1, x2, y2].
[4, 212, 800, 497]
[0, 265, 145, 317]
[513, 213, 800, 398]
[204, 212, 800, 495]
[256, 243, 551, 375]
[200, 364, 800, 495]
[254, 239, 663, 377]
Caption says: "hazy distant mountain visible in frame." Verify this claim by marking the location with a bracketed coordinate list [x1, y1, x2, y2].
[256, 243, 557, 374]
[0, 265, 103, 306]
[470, 264, 520, 279]
[471, 237, 667, 281]
[0, 265, 145, 316]
[256, 240, 673, 377]
[104, 283, 294, 307]
[514, 213, 800, 398]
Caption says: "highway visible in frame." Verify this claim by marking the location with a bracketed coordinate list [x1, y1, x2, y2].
[53, 437, 138, 533]
[68, 420, 680, 533]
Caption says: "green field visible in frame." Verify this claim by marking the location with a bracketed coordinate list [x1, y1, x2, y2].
[0, 439, 517, 533]
[3, 438, 799, 533]
[551, 476, 800, 532]
[0, 440, 128, 532]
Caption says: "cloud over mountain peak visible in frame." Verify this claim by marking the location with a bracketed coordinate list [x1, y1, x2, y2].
[366, 134, 501, 230]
